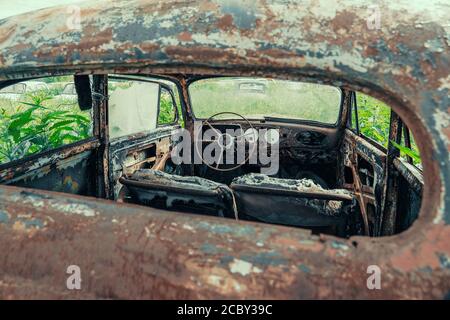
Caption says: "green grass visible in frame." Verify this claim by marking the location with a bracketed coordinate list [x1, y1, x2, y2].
[356, 93, 421, 166]
[356, 93, 391, 146]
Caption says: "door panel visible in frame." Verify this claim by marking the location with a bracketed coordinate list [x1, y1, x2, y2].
[0, 139, 99, 196]
[342, 129, 386, 236]
[109, 129, 180, 199]
[0, 75, 98, 196]
[345, 90, 424, 236]
[106, 75, 182, 199]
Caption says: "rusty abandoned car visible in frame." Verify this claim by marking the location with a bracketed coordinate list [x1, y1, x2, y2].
[0, 0, 449, 299]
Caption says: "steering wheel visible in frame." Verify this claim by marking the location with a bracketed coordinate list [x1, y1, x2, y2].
[195, 112, 258, 171]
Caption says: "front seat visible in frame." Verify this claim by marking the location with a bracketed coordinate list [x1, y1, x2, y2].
[230, 173, 357, 237]
[119, 169, 236, 218]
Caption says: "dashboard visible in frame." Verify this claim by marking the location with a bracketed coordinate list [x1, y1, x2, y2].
[200, 121, 341, 164]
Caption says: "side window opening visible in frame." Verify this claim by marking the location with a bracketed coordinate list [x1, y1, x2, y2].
[170, 83, 184, 128]
[352, 91, 422, 168]
[0, 76, 93, 166]
[108, 78, 160, 139]
[108, 76, 181, 139]
[355, 92, 390, 147]
[346, 90, 423, 237]
[395, 125, 422, 169]
[158, 86, 177, 126]
[349, 91, 359, 132]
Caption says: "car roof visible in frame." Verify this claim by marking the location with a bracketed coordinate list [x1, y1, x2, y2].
[0, 0, 448, 85]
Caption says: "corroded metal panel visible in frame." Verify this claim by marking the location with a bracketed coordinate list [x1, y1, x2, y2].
[0, 0, 448, 299]
[0, 185, 448, 299]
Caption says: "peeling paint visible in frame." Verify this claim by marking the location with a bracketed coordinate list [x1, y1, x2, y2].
[0, 0, 448, 299]
[229, 258, 262, 276]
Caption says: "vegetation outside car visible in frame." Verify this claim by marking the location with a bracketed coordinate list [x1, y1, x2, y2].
[0, 77, 421, 168]
[356, 93, 421, 167]
[0, 77, 180, 166]
[0, 82, 92, 165]
[189, 78, 342, 124]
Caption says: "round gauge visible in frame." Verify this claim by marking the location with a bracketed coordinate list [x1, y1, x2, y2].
[244, 128, 259, 143]
[264, 129, 280, 145]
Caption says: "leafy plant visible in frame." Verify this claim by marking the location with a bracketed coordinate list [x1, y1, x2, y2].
[391, 140, 422, 164]
[158, 90, 176, 125]
[357, 94, 391, 147]
[356, 93, 422, 166]
[0, 89, 91, 164]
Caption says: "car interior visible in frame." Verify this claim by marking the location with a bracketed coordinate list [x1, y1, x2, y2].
[0, 74, 423, 239]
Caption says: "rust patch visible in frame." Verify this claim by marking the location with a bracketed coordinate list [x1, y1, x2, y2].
[81, 27, 113, 46]
[165, 46, 238, 63]
[0, 25, 15, 44]
[216, 14, 234, 31]
[390, 225, 450, 272]
[177, 31, 193, 42]
[198, 0, 219, 12]
[330, 10, 357, 33]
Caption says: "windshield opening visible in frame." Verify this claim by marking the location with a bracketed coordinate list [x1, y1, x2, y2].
[188, 77, 342, 124]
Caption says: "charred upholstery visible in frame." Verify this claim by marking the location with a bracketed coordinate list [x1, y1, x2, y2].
[230, 173, 358, 236]
[120, 167, 358, 236]
[120, 169, 236, 218]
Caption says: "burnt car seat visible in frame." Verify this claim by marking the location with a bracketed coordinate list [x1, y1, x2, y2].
[230, 173, 358, 237]
[119, 169, 236, 218]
